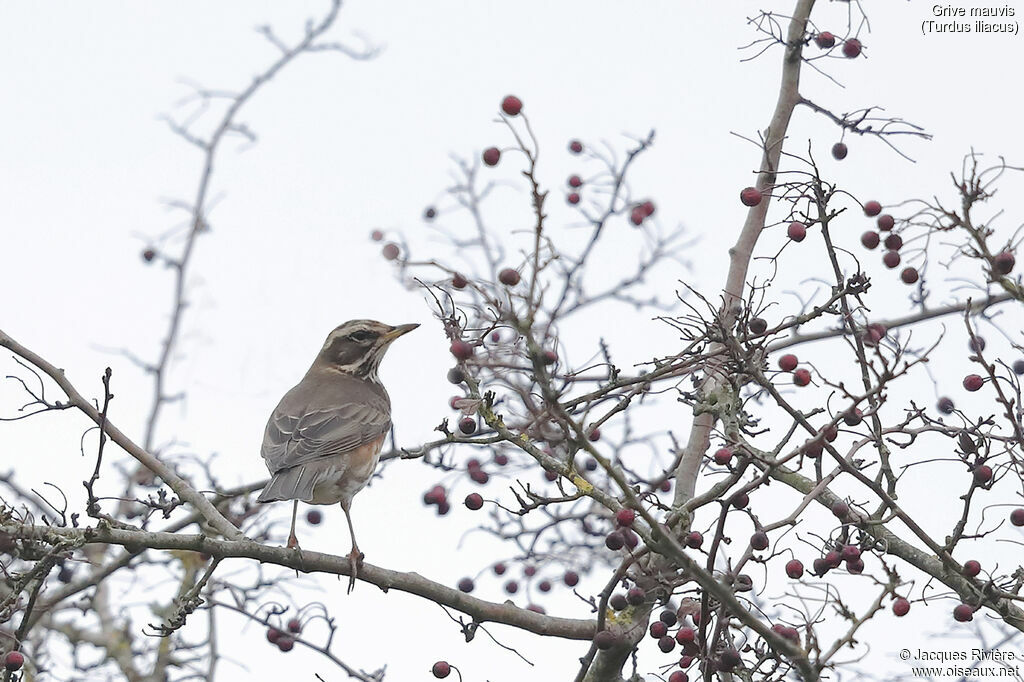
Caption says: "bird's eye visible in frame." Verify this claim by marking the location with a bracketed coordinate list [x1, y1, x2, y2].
[350, 330, 373, 342]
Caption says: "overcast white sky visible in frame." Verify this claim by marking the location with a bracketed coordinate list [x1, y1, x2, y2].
[2, 1, 1023, 680]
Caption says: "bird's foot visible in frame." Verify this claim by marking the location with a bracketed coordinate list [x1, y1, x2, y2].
[287, 534, 304, 577]
[346, 546, 364, 594]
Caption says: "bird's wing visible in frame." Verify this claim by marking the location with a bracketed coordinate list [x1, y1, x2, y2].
[261, 374, 391, 474]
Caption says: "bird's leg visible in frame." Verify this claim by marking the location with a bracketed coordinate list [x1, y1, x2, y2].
[287, 500, 301, 549]
[340, 500, 363, 594]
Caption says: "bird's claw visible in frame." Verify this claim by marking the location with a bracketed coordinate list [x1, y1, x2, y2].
[346, 547, 364, 594]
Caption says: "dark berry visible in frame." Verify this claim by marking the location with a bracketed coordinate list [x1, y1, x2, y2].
[501, 95, 522, 116]
[482, 147, 501, 166]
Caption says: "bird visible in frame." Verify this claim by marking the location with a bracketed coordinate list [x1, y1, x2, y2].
[257, 319, 418, 592]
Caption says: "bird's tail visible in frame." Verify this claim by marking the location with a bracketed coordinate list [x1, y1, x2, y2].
[256, 466, 317, 503]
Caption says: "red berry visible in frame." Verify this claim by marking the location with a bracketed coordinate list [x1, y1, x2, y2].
[993, 251, 1016, 274]
[1010, 508, 1024, 526]
[142, 248, 156, 262]
[900, 267, 919, 284]
[732, 492, 750, 509]
[650, 621, 668, 638]
[458, 577, 475, 592]
[659, 635, 676, 653]
[568, 175, 583, 188]
[842, 38, 862, 58]
[437, 500, 450, 515]
[882, 250, 901, 269]
[713, 447, 733, 465]
[588, 427, 601, 442]
[840, 545, 861, 562]
[615, 508, 636, 527]
[831, 501, 850, 519]
[609, 593, 628, 610]
[605, 530, 625, 550]
[382, 243, 400, 260]
[501, 95, 522, 116]
[675, 626, 696, 643]
[277, 636, 294, 652]
[452, 273, 468, 289]
[804, 439, 824, 458]
[751, 531, 769, 551]
[640, 200, 656, 217]
[740, 187, 763, 207]
[626, 587, 646, 605]
[772, 624, 800, 642]
[793, 368, 812, 386]
[863, 200, 882, 217]
[969, 336, 986, 352]
[524, 565, 537, 577]
[538, 579, 552, 592]
[748, 317, 768, 335]
[459, 417, 477, 435]
[629, 208, 645, 225]
[493, 562, 506, 575]
[669, 672, 689, 682]
[567, 192, 581, 205]
[824, 550, 842, 568]
[450, 340, 474, 361]
[778, 354, 798, 372]
[470, 468, 489, 484]
[963, 560, 982, 577]
[464, 493, 483, 510]
[266, 627, 282, 644]
[973, 466, 993, 484]
[785, 559, 804, 579]
[814, 31, 836, 48]
[843, 409, 863, 426]
[504, 580, 519, 594]
[494, 453, 508, 465]
[787, 221, 807, 242]
[877, 214, 895, 231]
[861, 231, 880, 249]
[659, 479, 672, 493]
[864, 323, 887, 346]
[306, 509, 322, 525]
[526, 604, 545, 614]
[287, 618, 302, 633]
[893, 598, 911, 616]
[953, 604, 975, 622]
[498, 268, 521, 286]
[938, 397, 955, 414]
[884, 234, 903, 251]
[685, 531, 703, 548]
[432, 660, 452, 678]
[659, 610, 677, 626]
[482, 147, 501, 166]
[568, 139, 583, 154]
[831, 142, 848, 160]
[544, 469, 558, 481]
[541, 350, 557, 365]
[963, 374, 984, 392]
[564, 570, 580, 586]
[424, 206, 436, 220]
[370, 229, 384, 241]
[594, 630, 617, 650]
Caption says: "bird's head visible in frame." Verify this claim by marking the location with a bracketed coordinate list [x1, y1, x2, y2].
[314, 319, 419, 380]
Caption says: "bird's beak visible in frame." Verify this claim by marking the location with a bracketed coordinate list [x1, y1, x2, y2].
[382, 323, 419, 342]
